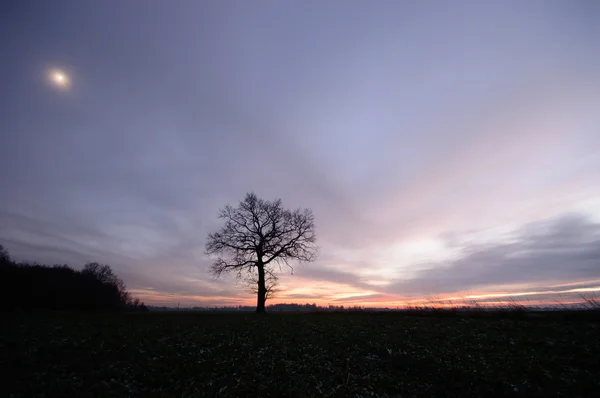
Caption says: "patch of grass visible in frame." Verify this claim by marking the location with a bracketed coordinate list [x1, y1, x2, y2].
[2, 311, 599, 397]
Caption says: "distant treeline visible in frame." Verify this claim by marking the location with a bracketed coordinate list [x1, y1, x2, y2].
[148, 303, 369, 312]
[0, 244, 147, 312]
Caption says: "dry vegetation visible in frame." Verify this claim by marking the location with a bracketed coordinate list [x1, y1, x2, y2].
[2, 311, 599, 397]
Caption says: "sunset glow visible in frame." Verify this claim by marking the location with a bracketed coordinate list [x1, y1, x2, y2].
[127, 278, 600, 309]
[2, 2, 600, 310]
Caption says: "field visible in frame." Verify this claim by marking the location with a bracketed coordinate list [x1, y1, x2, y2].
[2, 311, 599, 397]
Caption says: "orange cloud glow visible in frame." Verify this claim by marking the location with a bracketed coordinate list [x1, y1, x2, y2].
[130, 279, 600, 309]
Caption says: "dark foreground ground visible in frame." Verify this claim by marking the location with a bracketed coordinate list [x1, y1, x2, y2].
[1, 311, 599, 397]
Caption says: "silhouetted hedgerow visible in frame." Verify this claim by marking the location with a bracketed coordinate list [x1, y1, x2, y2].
[0, 244, 147, 312]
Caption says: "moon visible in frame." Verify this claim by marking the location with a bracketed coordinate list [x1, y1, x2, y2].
[48, 68, 70, 89]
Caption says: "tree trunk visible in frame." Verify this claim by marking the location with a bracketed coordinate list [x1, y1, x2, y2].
[256, 263, 267, 313]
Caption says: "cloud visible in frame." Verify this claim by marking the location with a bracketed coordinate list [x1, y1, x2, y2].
[384, 214, 600, 297]
[331, 294, 386, 303]
[1, 2, 600, 307]
[291, 268, 374, 291]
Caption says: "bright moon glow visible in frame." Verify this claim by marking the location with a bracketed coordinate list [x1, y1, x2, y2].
[48, 69, 70, 89]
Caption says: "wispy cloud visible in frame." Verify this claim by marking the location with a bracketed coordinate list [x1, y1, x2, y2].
[1, 1, 600, 307]
[382, 214, 600, 297]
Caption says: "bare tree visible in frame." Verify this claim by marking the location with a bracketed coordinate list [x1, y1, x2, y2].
[581, 293, 600, 310]
[244, 268, 279, 302]
[205, 193, 317, 313]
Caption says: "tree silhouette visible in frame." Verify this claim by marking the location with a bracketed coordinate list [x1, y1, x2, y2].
[82, 262, 131, 308]
[244, 268, 279, 302]
[0, 244, 10, 265]
[206, 193, 317, 313]
[0, 244, 147, 312]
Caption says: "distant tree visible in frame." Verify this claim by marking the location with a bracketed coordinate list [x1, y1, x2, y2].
[82, 263, 121, 286]
[206, 193, 318, 313]
[82, 262, 131, 308]
[0, 243, 146, 312]
[127, 297, 149, 312]
[0, 244, 10, 265]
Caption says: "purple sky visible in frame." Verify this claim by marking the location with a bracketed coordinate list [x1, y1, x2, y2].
[1, 1, 599, 306]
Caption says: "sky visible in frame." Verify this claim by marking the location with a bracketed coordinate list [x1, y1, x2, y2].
[1, 1, 599, 307]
